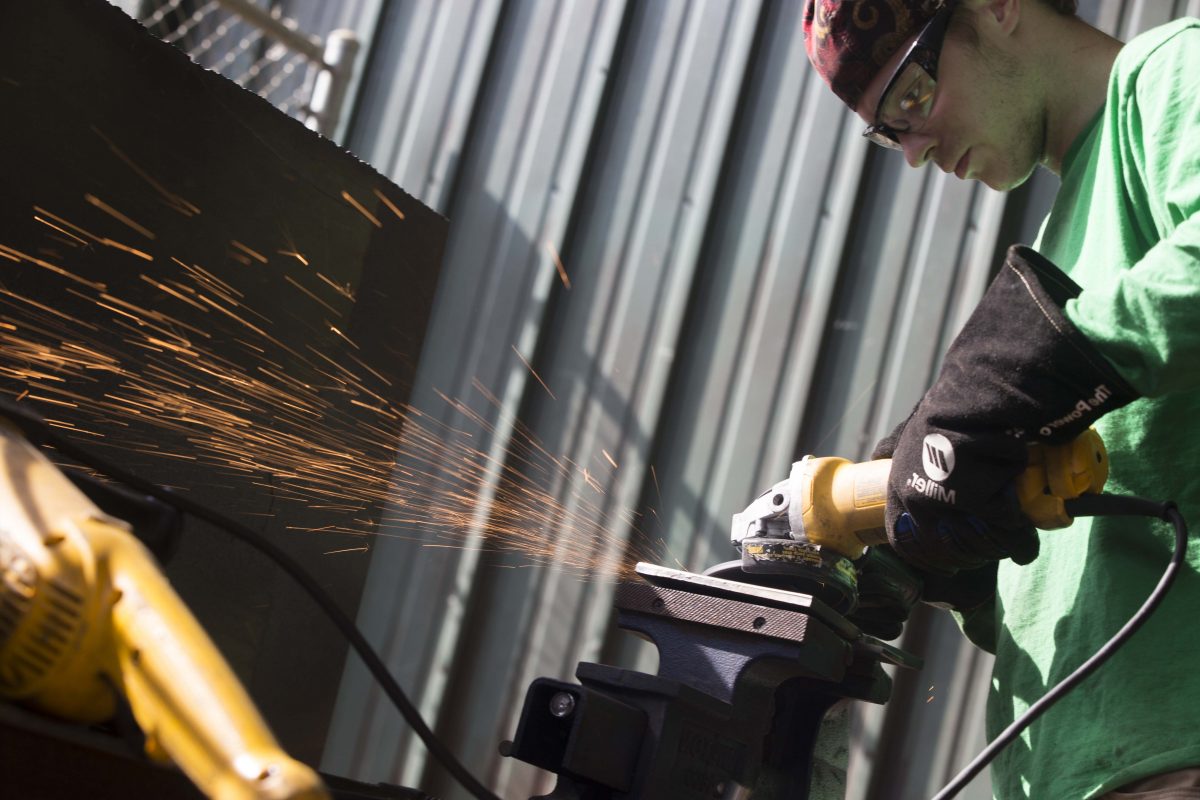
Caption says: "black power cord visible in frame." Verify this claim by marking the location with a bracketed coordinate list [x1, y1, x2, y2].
[931, 495, 1188, 800]
[3, 402, 502, 800]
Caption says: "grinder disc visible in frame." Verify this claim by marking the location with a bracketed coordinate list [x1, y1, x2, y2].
[704, 537, 859, 615]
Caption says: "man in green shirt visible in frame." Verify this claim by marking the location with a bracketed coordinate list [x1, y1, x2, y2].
[804, 1, 1200, 797]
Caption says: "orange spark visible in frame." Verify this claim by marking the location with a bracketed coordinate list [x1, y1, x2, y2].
[230, 240, 268, 264]
[277, 249, 309, 266]
[91, 126, 201, 217]
[373, 188, 406, 220]
[33, 206, 104, 243]
[284, 275, 340, 315]
[33, 215, 90, 246]
[546, 240, 571, 289]
[46, 234, 86, 250]
[0, 244, 106, 290]
[580, 467, 603, 494]
[316, 272, 355, 301]
[26, 394, 78, 408]
[84, 194, 156, 239]
[179, 261, 244, 302]
[0, 242, 668, 580]
[101, 238, 153, 261]
[511, 344, 555, 400]
[139, 274, 210, 313]
[345, 351, 393, 387]
[341, 190, 382, 228]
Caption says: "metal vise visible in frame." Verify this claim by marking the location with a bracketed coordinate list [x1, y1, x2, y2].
[501, 563, 921, 799]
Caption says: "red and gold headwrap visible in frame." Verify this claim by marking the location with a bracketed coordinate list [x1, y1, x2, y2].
[803, 1, 1079, 110]
[803, 0, 942, 111]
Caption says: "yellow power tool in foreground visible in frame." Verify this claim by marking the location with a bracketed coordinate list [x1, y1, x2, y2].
[727, 430, 1109, 613]
[0, 419, 329, 800]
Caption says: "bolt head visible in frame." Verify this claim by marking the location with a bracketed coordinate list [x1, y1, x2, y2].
[549, 691, 576, 718]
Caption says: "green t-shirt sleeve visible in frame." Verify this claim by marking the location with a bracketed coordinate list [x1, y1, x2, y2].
[1065, 30, 1200, 397]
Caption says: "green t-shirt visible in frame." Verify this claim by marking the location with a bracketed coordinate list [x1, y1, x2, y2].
[986, 18, 1200, 800]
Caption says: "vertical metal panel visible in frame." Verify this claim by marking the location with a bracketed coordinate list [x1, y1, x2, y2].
[482, 2, 765, 793]
[318, 1, 1196, 799]
[323, 1, 629, 794]
[346, 0, 504, 210]
[613, 0, 870, 651]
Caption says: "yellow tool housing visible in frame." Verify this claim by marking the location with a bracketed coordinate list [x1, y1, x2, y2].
[792, 428, 1110, 559]
[0, 420, 329, 800]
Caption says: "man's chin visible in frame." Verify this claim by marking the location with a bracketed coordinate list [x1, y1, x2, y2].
[978, 161, 1040, 192]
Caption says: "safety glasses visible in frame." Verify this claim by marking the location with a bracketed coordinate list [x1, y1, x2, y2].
[862, 2, 956, 150]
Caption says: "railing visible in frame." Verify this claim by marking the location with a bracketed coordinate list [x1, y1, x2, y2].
[138, 0, 358, 137]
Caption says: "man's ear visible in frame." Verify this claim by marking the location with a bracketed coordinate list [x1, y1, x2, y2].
[959, 0, 1022, 37]
[987, 0, 1021, 37]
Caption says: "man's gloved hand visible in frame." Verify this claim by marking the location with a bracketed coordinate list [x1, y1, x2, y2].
[850, 546, 999, 640]
[849, 546, 919, 640]
[878, 245, 1138, 573]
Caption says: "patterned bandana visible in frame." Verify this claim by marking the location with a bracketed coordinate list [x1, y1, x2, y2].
[803, 0, 942, 111]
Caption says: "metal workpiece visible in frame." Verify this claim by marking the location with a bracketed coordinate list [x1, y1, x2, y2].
[626, 564, 919, 693]
[503, 565, 918, 799]
[634, 562, 856, 642]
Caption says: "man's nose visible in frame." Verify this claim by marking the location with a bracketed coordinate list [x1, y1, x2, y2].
[901, 131, 936, 168]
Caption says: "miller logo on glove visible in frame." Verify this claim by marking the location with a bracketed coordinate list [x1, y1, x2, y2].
[874, 246, 1139, 573]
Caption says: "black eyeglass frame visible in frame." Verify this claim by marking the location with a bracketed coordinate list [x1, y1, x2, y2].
[862, 2, 957, 150]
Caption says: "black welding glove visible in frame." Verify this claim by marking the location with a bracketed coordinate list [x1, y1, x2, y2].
[850, 546, 920, 640]
[877, 245, 1139, 573]
[850, 546, 999, 640]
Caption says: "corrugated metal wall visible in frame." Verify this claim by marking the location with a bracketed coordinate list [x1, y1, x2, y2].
[307, 2, 1199, 798]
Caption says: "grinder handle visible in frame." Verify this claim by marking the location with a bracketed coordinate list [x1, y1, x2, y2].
[798, 429, 1109, 555]
[1014, 427, 1110, 528]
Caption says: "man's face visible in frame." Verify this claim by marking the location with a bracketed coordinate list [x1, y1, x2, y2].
[856, 5, 1046, 191]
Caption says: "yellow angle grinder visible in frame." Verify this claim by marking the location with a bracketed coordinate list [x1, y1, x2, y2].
[719, 429, 1109, 614]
